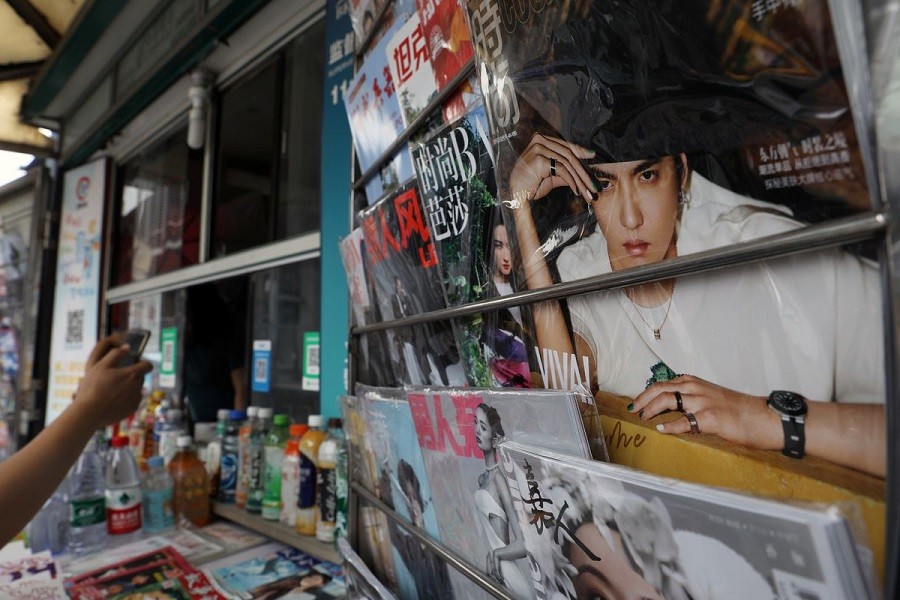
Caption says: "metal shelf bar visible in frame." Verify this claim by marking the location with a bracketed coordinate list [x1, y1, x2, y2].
[353, 211, 886, 334]
[351, 483, 515, 600]
[352, 59, 476, 190]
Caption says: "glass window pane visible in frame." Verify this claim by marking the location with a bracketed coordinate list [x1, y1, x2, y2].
[211, 61, 279, 258]
[249, 259, 321, 423]
[278, 20, 326, 238]
[113, 127, 203, 286]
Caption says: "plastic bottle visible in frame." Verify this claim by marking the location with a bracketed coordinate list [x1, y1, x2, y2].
[29, 477, 69, 556]
[169, 435, 210, 527]
[140, 391, 165, 470]
[142, 456, 174, 533]
[296, 415, 326, 535]
[158, 408, 187, 465]
[246, 407, 272, 513]
[217, 410, 245, 503]
[207, 408, 231, 498]
[67, 432, 108, 555]
[280, 440, 301, 527]
[261, 414, 291, 521]
[106, 435, 143, 541]
[316, 418, 344, 542]
[235, 406, 259, 508]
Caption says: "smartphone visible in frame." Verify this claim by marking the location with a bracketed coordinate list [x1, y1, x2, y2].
[118, 329, 151, 367]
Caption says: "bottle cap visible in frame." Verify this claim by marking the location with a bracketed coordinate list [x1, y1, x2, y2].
[289, 424, 308, 438]
[111, 435, 129, 448]
[258, 407, 273, 418]
[176, 435, 193, 448]
[327, 417, 343, 429]
[217, 409, 231, 421]
[147, 456, 164, 468]
[273, 414, 290, 426]
[308, 415, 324, 428]
[229, 409, 247, 421]
[247, 406, 259, 417]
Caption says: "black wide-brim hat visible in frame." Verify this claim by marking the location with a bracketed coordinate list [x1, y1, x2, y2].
[507, 1, 847, 163]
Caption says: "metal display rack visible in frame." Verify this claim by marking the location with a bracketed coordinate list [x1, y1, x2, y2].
[344, 2, 900, 598]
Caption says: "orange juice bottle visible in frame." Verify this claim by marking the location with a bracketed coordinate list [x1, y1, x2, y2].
[295, 415, 326, 535]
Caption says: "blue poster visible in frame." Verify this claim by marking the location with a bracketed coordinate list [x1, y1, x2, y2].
[251, 340, 272, 393]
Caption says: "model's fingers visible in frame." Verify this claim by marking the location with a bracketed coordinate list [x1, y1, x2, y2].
[638, 391, 686, 420]
[537, 136, 597, 196]
[655, 413, 694, 434]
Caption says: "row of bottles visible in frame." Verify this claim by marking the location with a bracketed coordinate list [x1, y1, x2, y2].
[213, 410, 347, 543]
[29, 430, 210, 557]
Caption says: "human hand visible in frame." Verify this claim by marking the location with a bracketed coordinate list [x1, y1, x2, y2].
[486, 549, 503, 583]
[506, 133, 596, 208]
[73, 334, 153, 430]
[629, 374, 782, 451]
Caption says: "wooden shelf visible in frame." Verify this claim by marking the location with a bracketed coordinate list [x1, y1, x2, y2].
[211, 502, 341, 564]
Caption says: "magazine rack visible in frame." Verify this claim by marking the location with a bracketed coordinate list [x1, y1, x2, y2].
[344, 1, 900, 598]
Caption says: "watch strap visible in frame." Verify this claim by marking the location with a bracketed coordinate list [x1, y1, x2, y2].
[780, 416, 805, 459]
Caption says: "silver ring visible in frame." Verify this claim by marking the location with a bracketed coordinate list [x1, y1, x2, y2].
[674, 391, 683, 412]
[550, 157, 557, 177]
[685, 412, 700, 435]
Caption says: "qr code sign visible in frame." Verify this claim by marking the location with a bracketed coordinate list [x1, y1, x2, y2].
[66, 310, 84, 344]
[255, 357, 267, 381]
[162, 340, 174, 366]
[306, 345, 320, 375]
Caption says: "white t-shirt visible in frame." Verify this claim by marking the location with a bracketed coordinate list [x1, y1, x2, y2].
[556, 174, 884, 403]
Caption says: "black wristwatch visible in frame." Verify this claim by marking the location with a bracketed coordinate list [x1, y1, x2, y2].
[767, 391, 808, 459]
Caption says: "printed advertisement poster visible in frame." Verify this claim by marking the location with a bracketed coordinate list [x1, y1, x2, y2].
[45, 159, 107, 425]
[252, 340, 272, 393]
[159, 327, 178, 389]
[302, 331, 320, 391]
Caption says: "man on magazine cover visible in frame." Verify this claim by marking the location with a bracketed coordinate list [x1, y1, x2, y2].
[486, 1, 886, 477]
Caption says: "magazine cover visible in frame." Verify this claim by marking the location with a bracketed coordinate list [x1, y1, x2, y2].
[340, 229, 395, 387]
[358, 182, 466, 387]
[500, 440, 874, 600]
[337, 537, 398, 600]
[406, 386, 593, 600]
[458, 0, 887, 497]
[414, 0, 477, 121]
[344, 1, 418, 205]
[356, 386, 453, 600]
[412, 103, 536, 388]
[386, 12, 439, 129]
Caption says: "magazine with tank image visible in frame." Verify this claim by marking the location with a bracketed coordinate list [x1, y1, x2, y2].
[456, 0, 887, 496]
[499, 440, 874, 600]
[358, 182, 467, 387]
[412, 103, 535, 388]
[406, 386, 594, 600]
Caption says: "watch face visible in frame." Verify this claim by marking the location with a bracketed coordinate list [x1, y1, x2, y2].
[769, 390, 808, 416]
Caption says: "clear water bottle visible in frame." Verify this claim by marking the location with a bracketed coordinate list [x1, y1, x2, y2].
[158, 408, 186, 465]
[29, 477, 69, 556]
[142, 456, 174, 533]
[217, 410, 244, 503]
[68, 432, 108, 555]
[246, 407, 272, 513]
[207, 408, 231, 498]
[106, 435, 143, 542]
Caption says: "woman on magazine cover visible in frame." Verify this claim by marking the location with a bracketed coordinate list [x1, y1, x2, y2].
[495, 3, 886, 477]
[481, 210, 533, 387]
[473, 403, 536, 600]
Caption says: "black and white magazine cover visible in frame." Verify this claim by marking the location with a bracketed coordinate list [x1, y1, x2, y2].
[406, 386, 595, 599]
[499, 440, 873, 600]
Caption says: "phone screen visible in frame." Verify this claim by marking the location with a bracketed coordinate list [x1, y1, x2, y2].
[118, 329, 151, 367]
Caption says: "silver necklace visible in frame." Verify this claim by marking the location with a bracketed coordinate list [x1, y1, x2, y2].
[628, 293, 673, 340]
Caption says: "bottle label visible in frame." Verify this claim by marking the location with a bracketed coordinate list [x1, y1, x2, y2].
[143, 488, 174, 532]
[106, 487, 142, 534]
[298, 454, 317, 509]
[69, 497, 105, 527]
[317, 467, 337, 525]
[219, 452, 238, 501]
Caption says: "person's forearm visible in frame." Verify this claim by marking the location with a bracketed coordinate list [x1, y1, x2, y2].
[805, 402, 885, 478]
[0, 404, 99, 545]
